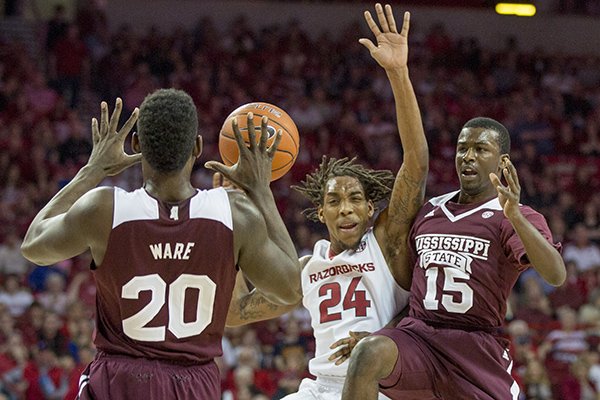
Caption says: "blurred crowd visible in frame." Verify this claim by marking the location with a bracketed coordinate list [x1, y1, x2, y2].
[0, 3, 599, 399]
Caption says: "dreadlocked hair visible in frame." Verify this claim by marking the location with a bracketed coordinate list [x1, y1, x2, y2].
[292, 156, 395, 222]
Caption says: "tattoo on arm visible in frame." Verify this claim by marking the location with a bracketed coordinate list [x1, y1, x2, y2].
[239, 292, 281, 321]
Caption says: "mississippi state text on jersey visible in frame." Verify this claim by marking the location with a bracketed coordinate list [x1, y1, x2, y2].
[408, 190, 561, 329]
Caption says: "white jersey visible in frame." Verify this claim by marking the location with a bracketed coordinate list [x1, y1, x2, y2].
[301, 228, 409, 378]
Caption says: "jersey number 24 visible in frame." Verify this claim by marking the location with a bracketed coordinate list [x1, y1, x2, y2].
[319, 276, 371, 323]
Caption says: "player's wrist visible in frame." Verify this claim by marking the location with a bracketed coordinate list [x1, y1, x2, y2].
[79, 163, 108, 182]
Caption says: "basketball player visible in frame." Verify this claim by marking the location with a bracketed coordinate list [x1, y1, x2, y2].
[341, 116, 566, 400]
[20, 89, 302, 399]
[214, 5, 427, 399]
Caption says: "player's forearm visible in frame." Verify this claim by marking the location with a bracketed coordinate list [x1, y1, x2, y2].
[22, 165, 106, 258]
[226, 288, 298, 327]
[510, 212, 566, 286]
[386, 66, 428, 173]
[244, 187, 299, 262]
[385, 67, 428, 224]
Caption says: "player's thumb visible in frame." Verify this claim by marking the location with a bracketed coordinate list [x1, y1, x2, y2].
[205, 161, 229, 175]
[358, 38, 376, 52]
[126, 153, 143, 165]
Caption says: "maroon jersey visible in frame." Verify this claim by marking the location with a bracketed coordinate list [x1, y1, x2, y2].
[408, 190, 561, 329]
[92, 187, 236, 364]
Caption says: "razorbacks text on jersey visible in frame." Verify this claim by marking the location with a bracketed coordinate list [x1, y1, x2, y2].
[408, 190, 561, 329]
[301, 228, 409, 378]
[92, 187, 237, 364]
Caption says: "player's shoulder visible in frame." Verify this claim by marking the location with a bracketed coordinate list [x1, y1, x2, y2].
[77, 186, 115, 214]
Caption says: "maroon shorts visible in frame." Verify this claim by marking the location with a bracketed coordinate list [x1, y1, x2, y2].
[77, 352, 220, 400]
[373, 317, 519, 400]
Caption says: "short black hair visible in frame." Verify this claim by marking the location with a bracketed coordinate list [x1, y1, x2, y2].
[137, 89, 198, 172]
[292, 156, 395, 222]
[462, 117, 510, 154]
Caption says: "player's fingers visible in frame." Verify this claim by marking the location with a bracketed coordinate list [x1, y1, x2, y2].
[212, 172, 222, 189]
[490, 172, 502, 187]
[259, 116, 269, 151]
[375, 3, 390, 33]
[205, 160, 232, 176]
[363, 11, 381, 37]
[385, 4, 398, 33]
[505, 160, 521, 190]
[328, 347, 349, 361]
[222, 176, 238, 190]
[495, 183, 511, 197]
[109, 98, 123, 134]
[329, 338, 350, 349]
[118, 107, 139, 141]
[91, 118, 100, 144]
[231, 117, 248, 154]
[358, 38, 377, 52]
[335, 355, 350, 366]
[400, 11, 410, 37]
[100, 101, 109, 136]
[246, 113, 257, 152]
[267, 130, 282, 158]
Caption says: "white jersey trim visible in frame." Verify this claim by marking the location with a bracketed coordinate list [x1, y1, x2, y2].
[189, 187, 233, 231]
[112, 187, 233, 231]
[429, 190, 503, 222]
[113, 187, 159, 229]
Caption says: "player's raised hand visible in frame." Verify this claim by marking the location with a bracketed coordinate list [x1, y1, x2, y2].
[87, 98, 141, 176]
[212, 172, 242, 191]
[328, 331, 370, 366]
[206, 113, 282, 192]
[489, 158, 522, 219]
[359, 3, 409, 70]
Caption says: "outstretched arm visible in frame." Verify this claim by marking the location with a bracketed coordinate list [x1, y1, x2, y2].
[21, 99, 140, 265]
[226, 256, 310, 327]
[363, 5, 428, 290]
[490, 159, 566, 286]
[207, 114, 302, 305]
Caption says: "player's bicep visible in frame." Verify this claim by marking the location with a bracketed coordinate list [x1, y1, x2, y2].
[379, 165, 425, 240]
[22, 192, 101, 266]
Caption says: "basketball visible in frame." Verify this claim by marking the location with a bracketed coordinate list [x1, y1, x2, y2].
[218, 102, 300, 181]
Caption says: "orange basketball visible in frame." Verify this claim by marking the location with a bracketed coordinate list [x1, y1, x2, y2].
[218, 102, 300, 181]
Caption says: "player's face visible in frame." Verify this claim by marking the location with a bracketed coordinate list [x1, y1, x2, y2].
[455, 127, 504, 202]
[318, 176, 374, 254]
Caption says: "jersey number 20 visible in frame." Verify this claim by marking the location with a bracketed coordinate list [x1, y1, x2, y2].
[121, 274, 216, 341]
[319, 276, 371, 323]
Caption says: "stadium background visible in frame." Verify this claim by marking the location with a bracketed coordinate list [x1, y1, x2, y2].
[0, 0, 599, 398]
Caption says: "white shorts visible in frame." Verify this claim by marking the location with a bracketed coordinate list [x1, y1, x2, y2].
[281, 376, 391, 400]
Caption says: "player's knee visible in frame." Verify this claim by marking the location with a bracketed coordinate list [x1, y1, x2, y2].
[349, 336, 397, 379]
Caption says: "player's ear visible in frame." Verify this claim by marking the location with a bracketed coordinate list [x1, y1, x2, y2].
[500, 154, 510, 168]
[367, 200, 375, 218]
[131, 132, 141, 153]
[317, 206, 325, 223]
[194, 135, 203, 159]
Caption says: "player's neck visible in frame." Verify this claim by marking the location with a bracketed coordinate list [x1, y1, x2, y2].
[328, 248, 337, 259]
[457, 188, 497, 205]
[143, 174, 196, 203]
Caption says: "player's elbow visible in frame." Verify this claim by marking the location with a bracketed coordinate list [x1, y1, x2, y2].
[266, 286, 302, 306]
[546, 267, 567, 287]
[20, 240, 53, 266]
[541, 260, 567, 287]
